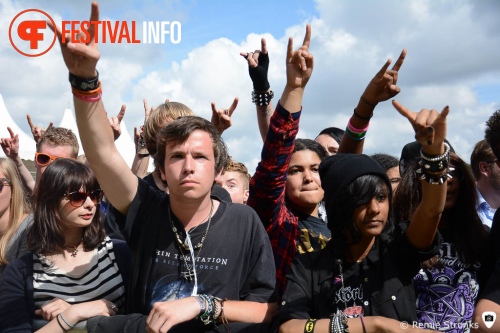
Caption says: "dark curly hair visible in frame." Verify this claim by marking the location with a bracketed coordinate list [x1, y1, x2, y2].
[293, 138, 328, 161]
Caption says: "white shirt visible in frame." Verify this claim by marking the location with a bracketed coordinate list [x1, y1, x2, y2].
[476, 187, 496, 228]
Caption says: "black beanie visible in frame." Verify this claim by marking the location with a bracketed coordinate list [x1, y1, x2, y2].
[319, 154, 391, 218]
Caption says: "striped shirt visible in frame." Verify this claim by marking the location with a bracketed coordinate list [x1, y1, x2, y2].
[33, 237, 125, 311]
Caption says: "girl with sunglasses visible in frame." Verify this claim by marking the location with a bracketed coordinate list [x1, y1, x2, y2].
[0, 157, 31, 279]
[393, 151, 489, 332]
[0, 158, 131, 332]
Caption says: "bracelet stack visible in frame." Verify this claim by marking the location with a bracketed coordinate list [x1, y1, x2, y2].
[345, 119, 369, 141]
[195, 294, 227, 328]
[329, 312, 349, 333]
[69, 71, 102, 103]
[252, 90, 274, 106]
[417, 142, 452, 184]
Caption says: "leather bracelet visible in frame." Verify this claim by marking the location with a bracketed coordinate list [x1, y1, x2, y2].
[353, 108, 373, 120]
[69, 71, 99, 91]
[252, 90, 274, 106]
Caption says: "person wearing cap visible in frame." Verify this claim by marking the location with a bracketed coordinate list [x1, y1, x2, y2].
[279, 102, 448, 333]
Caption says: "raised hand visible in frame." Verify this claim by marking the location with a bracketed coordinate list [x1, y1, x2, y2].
[35, 298, 71, 321]
[47, 2, 100, 78]
[360, 49, 407, 106]
[285, 24, 313, 90]
[0, 127, 20, 159]
[211, 97, 239, 134]
[108, 104, 126, 141]
[27, 114, 53, 143]
[240, 38, 270, 92]
[393, 100, 449, 155]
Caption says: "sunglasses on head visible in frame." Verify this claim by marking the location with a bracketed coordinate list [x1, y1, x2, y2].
[63, 189, 104, 207]
[35, 152, 61, 167]
[0, 178, 11, 193]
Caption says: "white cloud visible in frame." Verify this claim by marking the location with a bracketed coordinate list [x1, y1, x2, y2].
[2, 0, 500, 170]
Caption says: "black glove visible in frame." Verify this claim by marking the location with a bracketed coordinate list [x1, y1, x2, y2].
[248, 52, 270, 92]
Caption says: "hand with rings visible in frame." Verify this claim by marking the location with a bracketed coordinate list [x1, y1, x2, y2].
[210, 97, 239, 135]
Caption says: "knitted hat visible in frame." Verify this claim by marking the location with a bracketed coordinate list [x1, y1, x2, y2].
[399, 139, 455, 174]
[319, 154, 391, 216]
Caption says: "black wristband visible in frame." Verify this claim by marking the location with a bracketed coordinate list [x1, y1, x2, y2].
[69, 71, 99, 91]
[304, 319, 317, 333]
[353, 108, 373, 120]
[252, 90, 274, 106]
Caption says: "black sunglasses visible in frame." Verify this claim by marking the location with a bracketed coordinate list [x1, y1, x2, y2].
[0, 178, 11, 193]
[63, 189, 104, 207]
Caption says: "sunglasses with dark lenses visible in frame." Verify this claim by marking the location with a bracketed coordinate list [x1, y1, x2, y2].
[35, 152, 61, 167]
[63, 189, 104, 207]
[0, 178, 11, 193]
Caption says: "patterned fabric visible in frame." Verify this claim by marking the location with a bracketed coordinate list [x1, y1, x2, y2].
[33, 237, 125, 310]
[248, 103, 301, 298]
[248, 102, 330, 298]
[414, 242, 481, 333]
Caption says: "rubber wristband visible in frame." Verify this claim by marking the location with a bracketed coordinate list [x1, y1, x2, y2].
[353, 108, 373, 120]
[304, 318, 317, 333]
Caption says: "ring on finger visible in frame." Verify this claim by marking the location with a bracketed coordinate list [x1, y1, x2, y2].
[223, 109, 229, 115]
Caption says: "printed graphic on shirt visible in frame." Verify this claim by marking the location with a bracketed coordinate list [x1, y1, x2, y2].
[332, 279, 365, 317]
[147, 249, 229, 310]
[414, 242, 480, 332]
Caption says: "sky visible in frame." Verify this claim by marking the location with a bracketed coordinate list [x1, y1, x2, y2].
[1, 0, 499, 172]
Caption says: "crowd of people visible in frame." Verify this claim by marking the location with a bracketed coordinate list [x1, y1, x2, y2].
[0, 2, 500, 333]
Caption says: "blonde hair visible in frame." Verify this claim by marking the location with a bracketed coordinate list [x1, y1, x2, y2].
[225, 159, 251, 190]
[143, 102, 195, 156]
[0, 158, 31, 265]
[38, 127, 79, 158]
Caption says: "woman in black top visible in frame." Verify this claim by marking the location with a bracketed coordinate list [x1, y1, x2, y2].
[279, 101, 448, 333]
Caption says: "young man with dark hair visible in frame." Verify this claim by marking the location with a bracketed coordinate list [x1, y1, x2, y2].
[48, 3, 278, 332]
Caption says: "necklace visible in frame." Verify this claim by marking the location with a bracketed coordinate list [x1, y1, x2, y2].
[64, 239, 83, 257]
[168, 200, 213, 282]
[168, 201, 213, 251]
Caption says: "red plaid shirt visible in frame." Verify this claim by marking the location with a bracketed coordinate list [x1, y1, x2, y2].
[248, 102, 302, 298]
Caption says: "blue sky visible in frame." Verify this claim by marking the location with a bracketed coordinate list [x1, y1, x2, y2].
[1, 0, 500, 171]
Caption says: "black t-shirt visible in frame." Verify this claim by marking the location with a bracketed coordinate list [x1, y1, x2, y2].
[297, 213, 331, 254]
[280, 223, 441, 323]
[117, 178, 275, 331]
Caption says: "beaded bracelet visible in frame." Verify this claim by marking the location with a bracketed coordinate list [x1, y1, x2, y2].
[251, 90, 274, 106]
